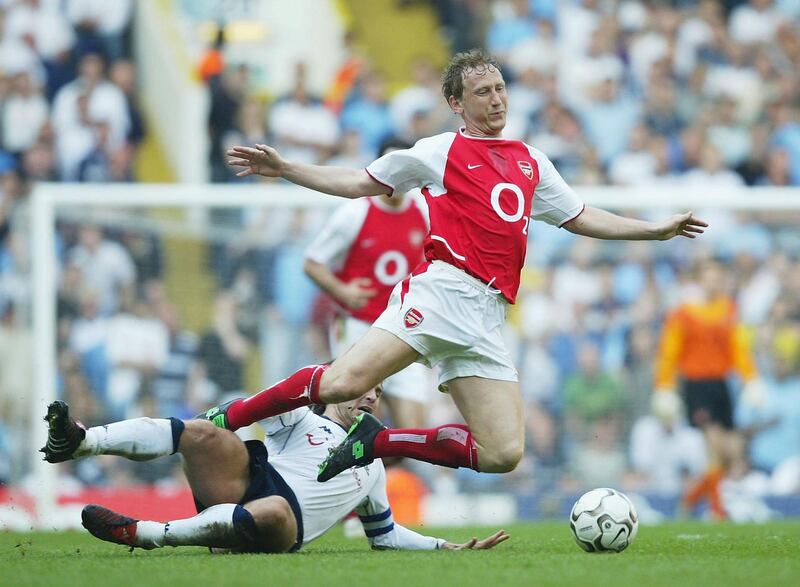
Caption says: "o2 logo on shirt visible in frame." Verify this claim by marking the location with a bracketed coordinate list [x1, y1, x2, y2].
[374, 250, 409, 286]
[490, 183, 529, 235]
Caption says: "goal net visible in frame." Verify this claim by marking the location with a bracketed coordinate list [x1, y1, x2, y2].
[4, 182, 799, 528]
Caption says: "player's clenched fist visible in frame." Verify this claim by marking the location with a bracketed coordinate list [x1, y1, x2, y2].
[227, 143, 285, 178]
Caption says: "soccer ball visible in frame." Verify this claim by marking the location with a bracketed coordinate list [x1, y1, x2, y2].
[569, 488, 638, 553]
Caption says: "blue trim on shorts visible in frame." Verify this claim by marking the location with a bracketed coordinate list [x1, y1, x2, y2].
[192, 440, 305, 553]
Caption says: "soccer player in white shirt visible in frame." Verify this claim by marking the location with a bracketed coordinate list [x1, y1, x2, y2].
[40, 394, 508, 553]
[213, 49, 707, 481]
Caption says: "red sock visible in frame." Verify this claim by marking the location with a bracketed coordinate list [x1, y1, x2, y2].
[373, 424, 479, 471]
[225, 364, 327, 429]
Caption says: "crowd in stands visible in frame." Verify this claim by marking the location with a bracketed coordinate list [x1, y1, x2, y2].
[1, 0, 799, 516]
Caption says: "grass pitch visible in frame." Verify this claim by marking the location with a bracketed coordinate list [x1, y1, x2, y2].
[2, 521, 798, 587]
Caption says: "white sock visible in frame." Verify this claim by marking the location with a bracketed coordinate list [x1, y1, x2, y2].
[75, 418, 176, 461]
[136, 504, 251, 549]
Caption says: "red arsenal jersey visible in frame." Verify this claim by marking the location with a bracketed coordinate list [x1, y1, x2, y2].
[305, 196, 428, 322]
[366, 129, 584, 303]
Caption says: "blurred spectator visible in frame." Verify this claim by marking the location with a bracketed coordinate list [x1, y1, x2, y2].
[769, 103, 800, 185]
[324, 29, 367, 115]
[269, 62, 339, 166]
[706, 96, 752, 168]
[51, 52, 130, 180]
[67, 289, 109, 400]
[523, 401, 564, 491]
[340, 71, 393, 157]
[729, 0, 786, 46]
[208, 63, 250, 182]
[757, 147, 792, 186]
[1, 71, 48, 156]
[198, 26, 225, 84]
[151, 302, 198, 419]
[390, 56, 456, 142]
[221, 97, 269, 163]
[630, 412, 707, 496]
[191, 291, 251, 409]
[527, 103, 587, 182]
[737, 345, 800, 479]
[608, 124, 659, 186]
[67, 224, 136, 315]
[105, 297, 169, 420]
[574, 77, 641, 166]
[3, 0, 76, 100]
[0, 301, 31, 478]
[326, 129, 372, 169]
[568, 415, 628, 489]
[109, 59, 145, 148]
[642, 82, 683, 138]
[65, 0, 133, 62]
[564, 340, 628, 429]
[486, 0, 537, 61]
[681, 141, 745, 188]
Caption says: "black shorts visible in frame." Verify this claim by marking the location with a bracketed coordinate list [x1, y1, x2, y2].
[193, 440, 305, 552]
[680, 379, 734, 430]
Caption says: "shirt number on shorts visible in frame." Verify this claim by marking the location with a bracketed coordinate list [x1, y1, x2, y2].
[490, 183, 527, 233]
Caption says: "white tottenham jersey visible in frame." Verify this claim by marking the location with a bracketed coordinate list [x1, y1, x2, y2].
[263, 407, 444, 549]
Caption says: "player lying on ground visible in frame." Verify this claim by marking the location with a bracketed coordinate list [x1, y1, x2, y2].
[40, 389, 508, 553]
[213, 48, 707, 483]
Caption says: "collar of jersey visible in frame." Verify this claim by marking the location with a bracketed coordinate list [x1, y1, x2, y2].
[458, 127, 512, 142]
[319, 414, 349, 432]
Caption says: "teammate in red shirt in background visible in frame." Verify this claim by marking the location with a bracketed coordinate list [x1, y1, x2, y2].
[304, 139, 431, 429]
[207, 49, 707, 482]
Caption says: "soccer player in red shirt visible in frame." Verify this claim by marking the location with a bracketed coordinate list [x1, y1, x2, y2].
[210, 49, 707, 481]
[304, 139, 431, 429]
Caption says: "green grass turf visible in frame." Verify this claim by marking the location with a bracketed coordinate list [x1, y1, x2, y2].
[2, 521, 798, 587]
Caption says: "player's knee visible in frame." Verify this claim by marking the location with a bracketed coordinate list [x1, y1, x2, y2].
[245, 498, 297, 553]
[180, 419, 227, 453]
[478, 440, 524, 473]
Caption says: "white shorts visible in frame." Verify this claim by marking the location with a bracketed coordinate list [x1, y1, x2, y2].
[330, 314, 431, 403]
[372, 260, 518, 389]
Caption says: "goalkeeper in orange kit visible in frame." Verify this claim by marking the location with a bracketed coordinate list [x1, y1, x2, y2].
[653, 258, 764, 519]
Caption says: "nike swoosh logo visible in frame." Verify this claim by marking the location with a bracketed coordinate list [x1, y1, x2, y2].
[467, 164, 482, 170]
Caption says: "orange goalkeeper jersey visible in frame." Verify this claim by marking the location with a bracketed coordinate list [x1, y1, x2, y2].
[655, 296, 757, 388]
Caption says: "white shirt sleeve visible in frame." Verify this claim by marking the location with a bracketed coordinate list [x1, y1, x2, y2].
[366, 133, 455, 196]
[304, 199, 368, 265]
[527, 145, 585, 227]
[356, 465, 444, 551]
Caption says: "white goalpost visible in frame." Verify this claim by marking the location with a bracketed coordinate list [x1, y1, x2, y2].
[28, 182, 800, 527]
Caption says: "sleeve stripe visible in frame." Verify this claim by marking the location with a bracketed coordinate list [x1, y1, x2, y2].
[559, 203, 586, 227]
[365, 523, 395, 538]
[359, 509, 392, 523]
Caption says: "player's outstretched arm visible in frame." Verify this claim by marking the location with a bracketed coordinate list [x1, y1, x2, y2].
[441, 530, 510, 551]
[564, 206, 708, 241]
[227, 144, 390, 199]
